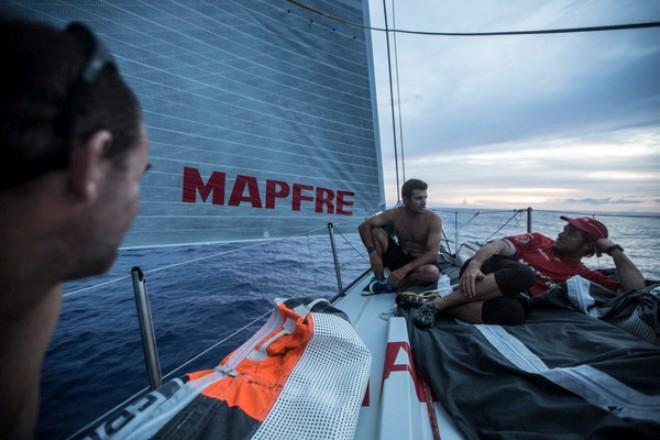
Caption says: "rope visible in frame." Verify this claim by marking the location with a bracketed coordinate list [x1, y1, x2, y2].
[287, 0, 660, 36]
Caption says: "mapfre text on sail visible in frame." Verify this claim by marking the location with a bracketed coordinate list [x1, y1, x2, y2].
[182, 167, 355, 215]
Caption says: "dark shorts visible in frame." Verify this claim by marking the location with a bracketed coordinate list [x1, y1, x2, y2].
[460, 254, 535, 297]
[460, 254, 535, 321]
[382, 236, 415, 271]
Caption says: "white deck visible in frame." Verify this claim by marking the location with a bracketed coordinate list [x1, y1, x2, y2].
[334, 275, 464, 440]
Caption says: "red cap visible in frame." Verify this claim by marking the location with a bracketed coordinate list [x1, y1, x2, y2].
[560, 216, 608, 241]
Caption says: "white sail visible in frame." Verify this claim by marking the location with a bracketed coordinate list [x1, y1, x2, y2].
[126, 0, 384, 246]
[5, 0, 384, 247]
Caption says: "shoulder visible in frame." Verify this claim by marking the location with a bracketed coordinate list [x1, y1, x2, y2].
[423, 209, 442, 225]
[387, 207, 405, 222]
[505, 232, 549, 249]
[364, 208, 397, 224]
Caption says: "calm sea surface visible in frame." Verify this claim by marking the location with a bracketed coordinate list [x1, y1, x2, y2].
[38, 208, 660, 438]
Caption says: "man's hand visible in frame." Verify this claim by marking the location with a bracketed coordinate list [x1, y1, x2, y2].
[369, 252, 384, 279]
[388, 267, 409, 288]
[595, 238, 615, 257]
[459, 262, 485, 298]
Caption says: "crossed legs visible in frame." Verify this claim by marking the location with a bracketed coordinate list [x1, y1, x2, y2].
[432, 255, 535, 324]
[371, 227, 439, 288]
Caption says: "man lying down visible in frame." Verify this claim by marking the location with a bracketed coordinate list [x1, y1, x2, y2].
[412, 216, 646, 328]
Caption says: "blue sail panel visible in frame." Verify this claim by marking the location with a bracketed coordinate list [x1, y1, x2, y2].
[5, 0, 384, 246]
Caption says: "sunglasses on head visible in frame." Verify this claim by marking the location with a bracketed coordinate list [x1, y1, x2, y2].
[1, 22, 115, 190]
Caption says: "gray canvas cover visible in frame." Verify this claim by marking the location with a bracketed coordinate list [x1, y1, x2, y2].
[531, 277, 660, 344]
[405, 307, 660, 439]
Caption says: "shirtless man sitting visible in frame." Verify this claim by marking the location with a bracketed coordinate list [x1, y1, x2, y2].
[358, 179, 442, 292]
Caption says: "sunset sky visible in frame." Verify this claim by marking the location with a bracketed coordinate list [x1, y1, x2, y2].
[367, 0, 660, 212]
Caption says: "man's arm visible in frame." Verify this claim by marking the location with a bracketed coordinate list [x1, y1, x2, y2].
[596, 238, 645, 292]
[388, 213, 442, 287]
[358, 210, 396, 280]
[460, 239, 516, 297]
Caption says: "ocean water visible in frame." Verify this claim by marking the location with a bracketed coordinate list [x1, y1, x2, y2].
[38, 208, 660, 439]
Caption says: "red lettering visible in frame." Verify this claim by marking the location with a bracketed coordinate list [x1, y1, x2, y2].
[336, 190, 354, 215]
[265, 180, 290, 209]
[182, 168, 355, 216]
[292, 183, 314, 211]
[315, 187, 335, 214]
[382, 341, 426, 402]
[362, 381, 370, 407]
[182, 167, 225, 204]
[228, 175, 262, 207]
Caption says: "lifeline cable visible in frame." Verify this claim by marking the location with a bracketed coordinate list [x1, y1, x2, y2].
[287, 0, 660, 36]
[63, 223, 335, 298]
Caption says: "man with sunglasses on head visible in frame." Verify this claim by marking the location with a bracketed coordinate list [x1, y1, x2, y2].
[414, 216, 646, 328]
[0, 18, 149, 437]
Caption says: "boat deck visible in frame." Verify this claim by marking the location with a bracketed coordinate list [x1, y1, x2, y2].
[334, 274, 463, 440]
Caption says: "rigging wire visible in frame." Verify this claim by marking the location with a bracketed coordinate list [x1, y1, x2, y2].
[481, 210, 522, 243]
[381, 0, 401, 202]
[62, 224, 333, 298]
[287, 0, 660, 36]
[391, 0, 406, 183]
[459, 211, 481, 229]
[333, 225, 368, 261]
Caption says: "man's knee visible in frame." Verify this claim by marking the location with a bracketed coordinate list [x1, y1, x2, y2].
[416, 265, 439, 284]
[482, 296, 527, 325]
[493, 264, 536, 296]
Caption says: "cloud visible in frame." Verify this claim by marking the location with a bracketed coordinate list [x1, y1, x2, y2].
[562, 197, 641, 205]
[369, 1, 660, 211]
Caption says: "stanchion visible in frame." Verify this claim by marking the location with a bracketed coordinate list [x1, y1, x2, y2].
[131, 267, 162, 390]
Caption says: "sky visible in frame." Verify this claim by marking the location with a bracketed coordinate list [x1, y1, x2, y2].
[366, 0, 660, 212]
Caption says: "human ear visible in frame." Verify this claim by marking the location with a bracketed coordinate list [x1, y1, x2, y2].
[67, 130, 113, 201]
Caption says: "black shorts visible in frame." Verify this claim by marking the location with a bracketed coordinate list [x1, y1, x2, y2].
[460, 254, 535, 296]
[382, 236, 415, 271]
[460, 254, 535, 315]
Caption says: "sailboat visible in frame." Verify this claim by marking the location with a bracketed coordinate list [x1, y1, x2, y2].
[5, 0, 659, 438]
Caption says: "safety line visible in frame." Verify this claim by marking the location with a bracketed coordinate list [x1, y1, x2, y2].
[63, 223, 335, 298]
